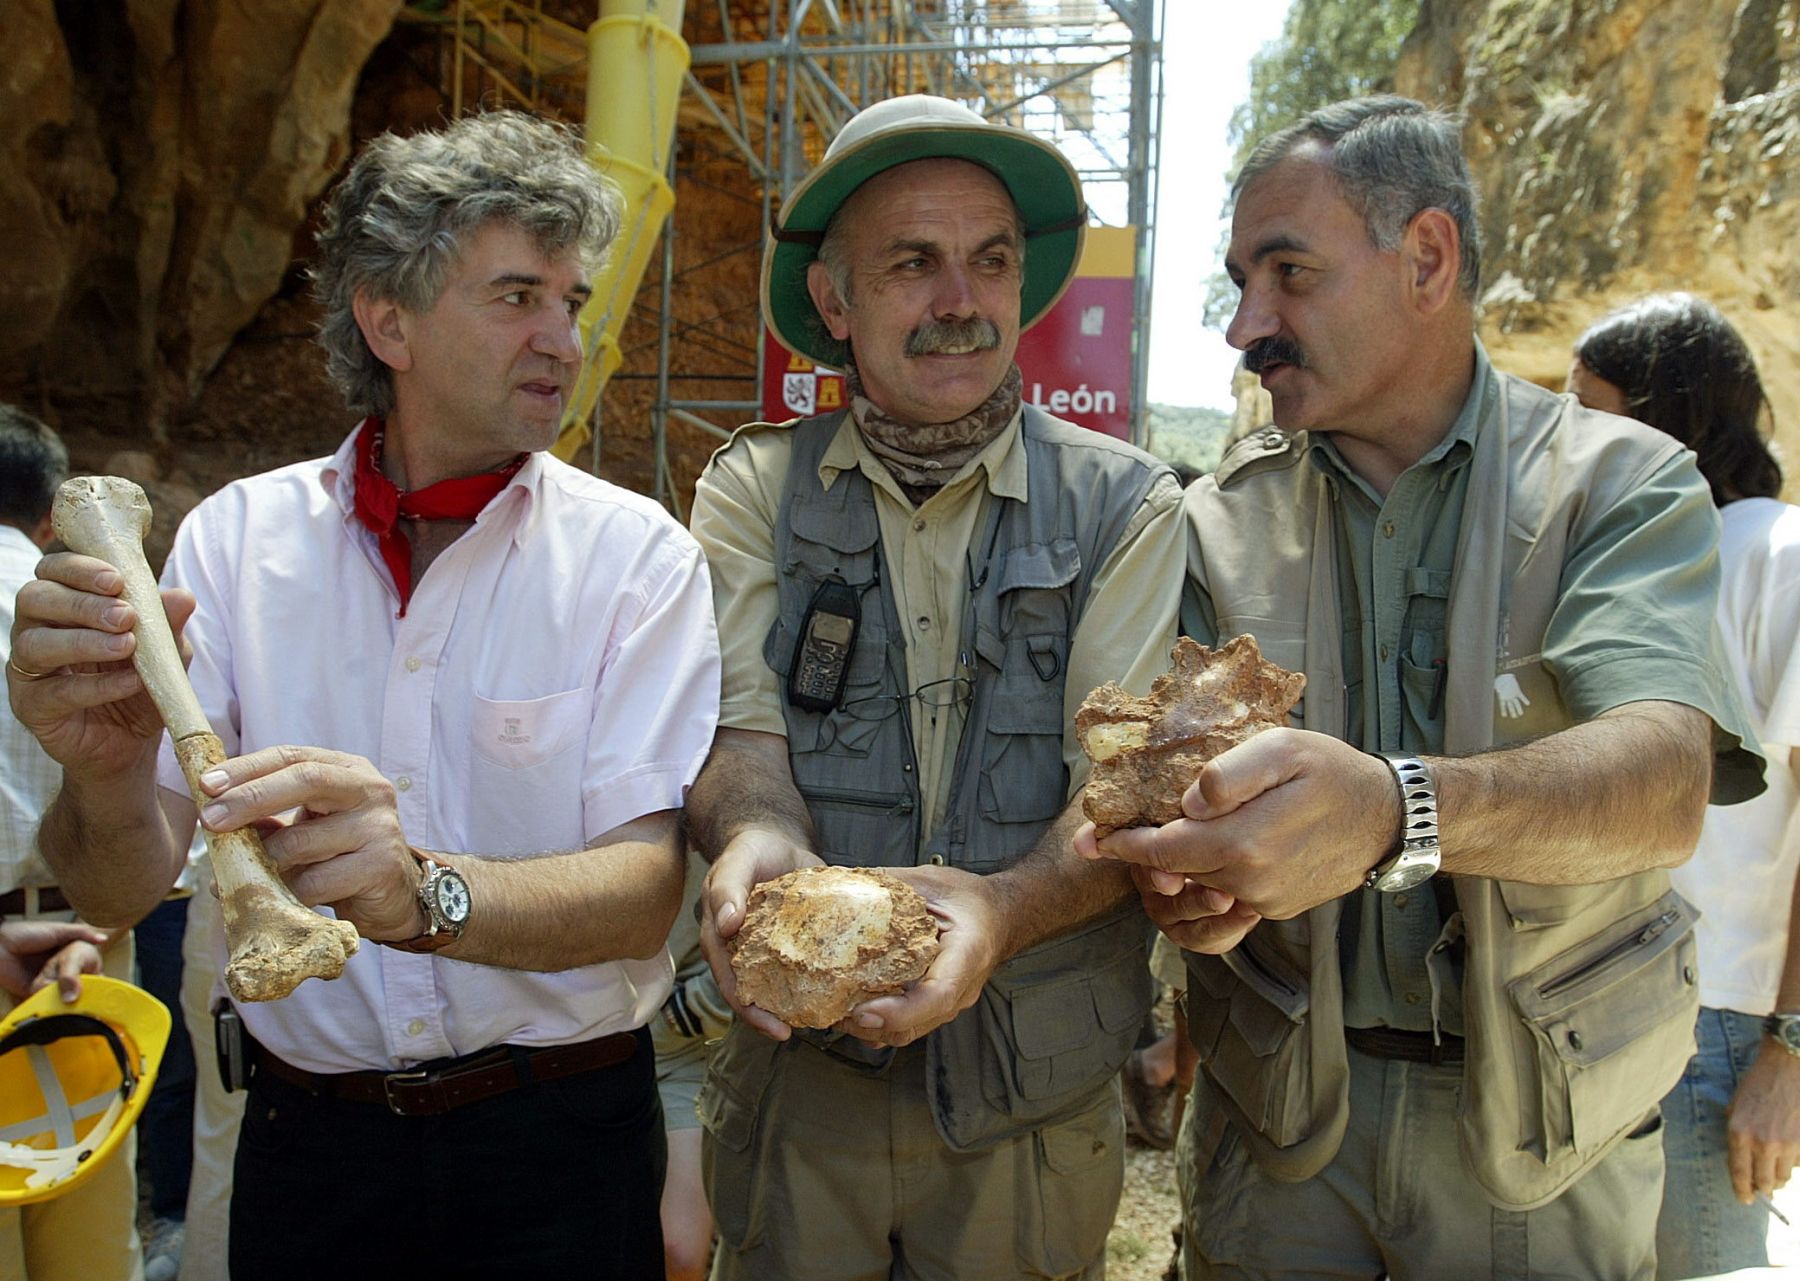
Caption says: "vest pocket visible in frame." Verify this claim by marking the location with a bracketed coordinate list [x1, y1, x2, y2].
[804, 787, 915, 867]
[1184, 937, 1313, 1147]
[976, 637, 1071, 840]
[936, 914, 1148, 1145]
[1506, 892, 1699, 1161]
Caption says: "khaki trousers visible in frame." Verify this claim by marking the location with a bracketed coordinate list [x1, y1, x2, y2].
[702, 1031, 1122, 1281]
[0, 929, 142, 1281]
[1179, 1044, 1664, 1280]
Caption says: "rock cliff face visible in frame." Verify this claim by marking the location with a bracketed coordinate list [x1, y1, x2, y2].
[0, 0, 400, 424]
[1397, 0, 1799, 492]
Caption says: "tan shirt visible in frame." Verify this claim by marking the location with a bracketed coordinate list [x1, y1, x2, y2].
[692, 406, 1186, 843]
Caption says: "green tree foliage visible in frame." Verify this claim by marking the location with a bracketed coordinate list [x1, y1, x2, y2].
[1228, 0, 1421, 175]
[1203, 0, 1420, 328]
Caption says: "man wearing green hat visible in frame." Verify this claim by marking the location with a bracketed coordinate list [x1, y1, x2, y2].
[685, 95, 1186, 1278]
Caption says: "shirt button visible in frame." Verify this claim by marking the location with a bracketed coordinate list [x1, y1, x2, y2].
[396, 776, 412, 792]
[1379, 644, 1390, 662]
[1382, 521, 1396, 538]
[912, 517, 926, 532]
[406, 1019, 425, 1036]
[1403, 991, 1422, 1005]
[916, 616, 931, 631]
[405, 656, 422, 673]
[1393, 893, 1409, 909]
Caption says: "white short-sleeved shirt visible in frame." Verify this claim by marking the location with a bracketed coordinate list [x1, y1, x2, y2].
[155, 426, 720, 1072]
[1, 523, 59, 893]
[1672, 497, 1800, 1015]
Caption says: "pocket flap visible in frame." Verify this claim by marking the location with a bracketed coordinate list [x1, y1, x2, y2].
[789, 488, 880, 553]
[997, 539, 1081, 593]
[1510, 893, 1699, 1066]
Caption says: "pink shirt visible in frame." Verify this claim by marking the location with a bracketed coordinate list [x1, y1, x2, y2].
[156, 427, 719, 1072]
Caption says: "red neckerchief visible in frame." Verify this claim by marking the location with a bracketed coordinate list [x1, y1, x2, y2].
[350, 420, 526, 617]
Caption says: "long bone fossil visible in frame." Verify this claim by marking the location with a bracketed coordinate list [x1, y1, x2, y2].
[53, 476, 359, 1001]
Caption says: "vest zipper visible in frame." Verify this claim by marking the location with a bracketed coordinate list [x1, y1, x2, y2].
[1535, 909, 1681, 1001]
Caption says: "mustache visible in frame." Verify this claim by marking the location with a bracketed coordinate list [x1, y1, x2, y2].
[905, 316, 1001, 357]
[1243, 336, 1307, 375]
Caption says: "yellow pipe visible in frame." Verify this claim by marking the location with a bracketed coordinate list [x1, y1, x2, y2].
[553, 0, 689, 462]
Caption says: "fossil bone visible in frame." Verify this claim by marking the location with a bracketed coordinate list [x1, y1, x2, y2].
[728, 866, 940, 1028]
[53, 476, 358, 1002]
[1077, 635, 1306, 836]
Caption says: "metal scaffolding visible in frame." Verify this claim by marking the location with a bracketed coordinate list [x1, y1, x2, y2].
[403, 0, 1165, 512]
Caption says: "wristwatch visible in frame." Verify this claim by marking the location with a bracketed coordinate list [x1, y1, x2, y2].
[1764, 1013, 1800, 1058]
[1363, 753, 1442, 893]
[382, 848, 471, 954]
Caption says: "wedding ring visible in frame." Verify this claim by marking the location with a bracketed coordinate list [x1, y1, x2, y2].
[5, 657, 51, 682]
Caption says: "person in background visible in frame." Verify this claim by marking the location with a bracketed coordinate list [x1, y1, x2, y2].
[653, 848, 731, 1281]
[1571, 292, 1800, 1279]
[0, 404, 143, 1281]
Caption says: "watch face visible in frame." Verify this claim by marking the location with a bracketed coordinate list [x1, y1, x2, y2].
[1374, 861, 1437, 893]
[433, 871, 472, 925]
[1775, 1016, 1800, 1053]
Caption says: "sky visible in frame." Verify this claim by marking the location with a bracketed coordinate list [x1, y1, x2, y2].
[1145, 3, 1294, 410]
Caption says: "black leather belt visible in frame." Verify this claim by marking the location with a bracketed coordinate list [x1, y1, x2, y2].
[0, 886, 72, 915]
[249, 1028, 644, 1117]
[1345, 1025, 1465, 1065]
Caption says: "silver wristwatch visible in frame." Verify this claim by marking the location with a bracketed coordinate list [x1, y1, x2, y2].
[383, 848, 472, 954]
[1364, 753, 1442, 893]
[1764, 1013, 1800, 1058]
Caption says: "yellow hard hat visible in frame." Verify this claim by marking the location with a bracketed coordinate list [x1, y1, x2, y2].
[0, 975, 170, 1205]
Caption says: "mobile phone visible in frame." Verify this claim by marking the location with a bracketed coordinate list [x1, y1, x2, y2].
[787, 580, 860, 713]
[213, 999, 247, 1093]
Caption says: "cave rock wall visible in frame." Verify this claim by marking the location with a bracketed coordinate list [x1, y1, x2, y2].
[1397, 0, 1799, 489]
[0, 0, 401, 417]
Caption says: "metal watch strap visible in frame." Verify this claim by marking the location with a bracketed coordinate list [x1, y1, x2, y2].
[1364, 753, 1442, 892]
[383, 848, 464, 954]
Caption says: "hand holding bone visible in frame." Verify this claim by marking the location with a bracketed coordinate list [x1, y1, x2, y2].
[50, 476, 358, 1001]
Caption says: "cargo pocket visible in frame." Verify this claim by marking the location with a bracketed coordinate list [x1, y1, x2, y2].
[938, 915, 1150, 1149]
[1006, 944, 1148, 1103]
[697, 1028, 786, 1250]
[975, 640, 1069, 867]
[1017, 1093, 1125, 1278]
[1507, 892, 1699, 1162]
[1185, 938, 1312, 1146]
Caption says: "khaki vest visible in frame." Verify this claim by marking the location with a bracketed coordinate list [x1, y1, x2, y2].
[1185, 368, 1704, 1209]
[768, 405, 1169, 1150]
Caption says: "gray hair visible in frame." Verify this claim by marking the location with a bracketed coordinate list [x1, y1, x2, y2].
[1235, 95, 1482, 300]
[311, 110, 622, 418]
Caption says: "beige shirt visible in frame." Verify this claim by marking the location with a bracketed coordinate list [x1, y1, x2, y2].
[692, 406, 1185, 843]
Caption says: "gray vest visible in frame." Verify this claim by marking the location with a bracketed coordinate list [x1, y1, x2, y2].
[766, 405, 1166, 1148]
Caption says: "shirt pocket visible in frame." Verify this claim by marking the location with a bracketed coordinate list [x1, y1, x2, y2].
[471, 689, 589, 771]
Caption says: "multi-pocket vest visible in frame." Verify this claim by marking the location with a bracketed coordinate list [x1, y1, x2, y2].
[765, 405, 1167, 1149]
[1183, 365, 1733, 1209]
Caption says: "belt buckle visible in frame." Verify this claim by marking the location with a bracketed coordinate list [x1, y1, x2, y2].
[382, 1068, 432, 1115]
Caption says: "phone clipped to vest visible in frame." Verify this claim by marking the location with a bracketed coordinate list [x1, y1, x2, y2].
[787, 579, 861, 713]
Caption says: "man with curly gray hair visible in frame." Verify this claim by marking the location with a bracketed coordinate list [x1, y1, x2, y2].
[8, 111, 719, 1278]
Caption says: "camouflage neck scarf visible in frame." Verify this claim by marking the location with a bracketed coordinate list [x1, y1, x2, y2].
[849, 364, 1023, 503]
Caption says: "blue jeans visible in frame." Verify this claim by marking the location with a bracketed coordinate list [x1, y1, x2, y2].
[1656, 1006, 1771, 1279]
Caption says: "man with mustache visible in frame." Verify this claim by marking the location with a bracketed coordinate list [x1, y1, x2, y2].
[6, 111, 719, 1278]
[1081, 95, 1765, 1279]
[685, 95, 1185, 1279]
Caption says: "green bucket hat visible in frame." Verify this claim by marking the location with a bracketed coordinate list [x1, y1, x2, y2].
[762, 94, 1087, 370]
